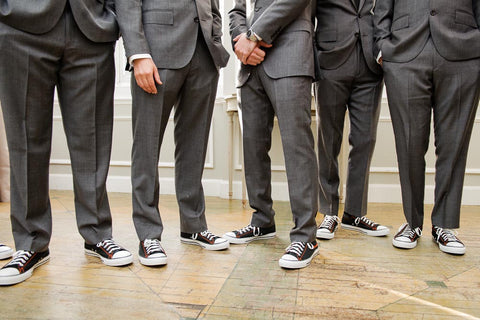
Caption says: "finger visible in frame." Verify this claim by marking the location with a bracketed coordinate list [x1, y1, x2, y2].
[153, 68, 162, 85]
[136, 74, 156, 94]
[253, 48, 266, 58]
[250, 51, 265, 61]
[259, 41, 272, 48]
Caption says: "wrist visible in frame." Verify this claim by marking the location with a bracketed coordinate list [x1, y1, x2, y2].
[246, 29, 260, 42]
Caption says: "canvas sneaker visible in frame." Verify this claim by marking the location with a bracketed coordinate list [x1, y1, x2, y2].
[0, 249, 50, 286]
[223, 224, 276, 244]
[279, 241, 319, 269]
[316, 215, 340, 240]
[341, 212, 390, 236]
[432, 226, 466, 255]
[180, 230, 229, 251]
[392, 223, 422, 249]
[85, 239, 133, 267]
[0, 244, 13, 260]
[139, 239, 168, 266]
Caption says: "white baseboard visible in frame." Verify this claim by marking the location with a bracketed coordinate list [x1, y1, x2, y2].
[48, 174, 291, 201]
[367, 184, 480, 206]
[49, 174, 480, 205]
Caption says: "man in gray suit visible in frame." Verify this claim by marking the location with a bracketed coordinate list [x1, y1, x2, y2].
[314, 0, 389, 240]
[223, 0, 319, 269]
[116, 0, 231, 266]
[374, 0, 480, 254]
[0, 0, 133, 286]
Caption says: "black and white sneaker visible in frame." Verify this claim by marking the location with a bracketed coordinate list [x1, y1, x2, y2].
[392, 223, 422, 249]
[341, 212, 390, 236]
[316, 215, 340, 240]
[180, 230, 229, 251]
[0, 244, 13, 260]
[223, 224, 276, 244]
[139, 239, 168, 266]
[432, 226, 466, 255]
[279, 241, 319, 269]
[85, 239, 133, 267]
[0, 249, 50, 286]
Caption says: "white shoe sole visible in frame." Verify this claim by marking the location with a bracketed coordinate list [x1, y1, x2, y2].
[341, 224, 390, 237]
[0, 254, 50, 286]
[84, 249, 133, 267]
[0, 248, 14, 260]
[279, 248, 319, 269]
[392, 238, 417, 249]
[316, 230, 334, 240]
[223, 232, 276, 244]
[139, 255, 168, 266]
[180, 238, 230, 251]
[437, 241, 466, 255]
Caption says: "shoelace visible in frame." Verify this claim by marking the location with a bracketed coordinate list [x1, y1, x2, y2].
[144, 239, 162, 254]
[354, 216, 376, 227]
[6, 250, 33, 267]
[435, 228, 458, 243]
[200, 230, 217, 241]
[238, 225, 260, 236]
[399, 223, 422, 238]
[97, 239, 122, 254]
[285, 242, 306, 256]
[320, 216, 340, 230]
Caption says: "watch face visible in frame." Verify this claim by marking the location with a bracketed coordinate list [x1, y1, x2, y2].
[246, 30, 256, 41]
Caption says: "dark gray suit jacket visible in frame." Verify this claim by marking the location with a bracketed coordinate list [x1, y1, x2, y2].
[315, 0, 382, 75]
[0, 0, 118, 42]
[116, 0, 229, 70]
[229, 0, 315, 86]
[374, 0, 480, 62]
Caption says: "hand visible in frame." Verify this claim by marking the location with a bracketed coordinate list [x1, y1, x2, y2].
[233, 33, 260, 65]
[133, 58, 162, 94]
[233, 34, 273, 65]
[245, 47, 266, 66]
[378, 56, 383, 66]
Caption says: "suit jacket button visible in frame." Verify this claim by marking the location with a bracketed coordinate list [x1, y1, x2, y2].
[194, 17, 200, 23]
[430, 10, 437, 16]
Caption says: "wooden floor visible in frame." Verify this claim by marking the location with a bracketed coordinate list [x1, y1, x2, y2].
[1, 190, 480, 319]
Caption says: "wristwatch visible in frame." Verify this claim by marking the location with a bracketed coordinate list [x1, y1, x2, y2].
[246, 29, 259, 42]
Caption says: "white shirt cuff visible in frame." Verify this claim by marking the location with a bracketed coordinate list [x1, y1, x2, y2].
[129, 54, 153, 67]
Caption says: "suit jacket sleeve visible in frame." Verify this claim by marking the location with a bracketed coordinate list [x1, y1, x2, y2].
[211, 0, 223, 40]
[229, 0, 248, 50]
[115, 0, 151, 60]
[373, 0, 394, 58]
[249, 0, 311, 44]
[474, 0, 480, 28]
[106, 0, 116, 13]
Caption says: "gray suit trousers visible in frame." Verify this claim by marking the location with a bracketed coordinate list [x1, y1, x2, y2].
[383, 38, 480, 229]
[314, 43, 383, 217]
[0, 10, 116, 251]
[239, 65, 318, 243]
[131, 32, 219, 241]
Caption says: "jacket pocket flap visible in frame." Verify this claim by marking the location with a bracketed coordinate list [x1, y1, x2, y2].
[455, 10, 478, 28]
[143, 10, 174, 25]
[391, 15, 409, 31]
